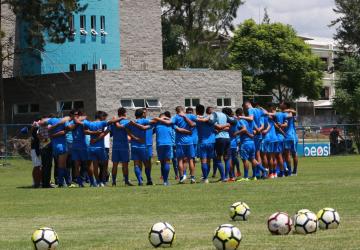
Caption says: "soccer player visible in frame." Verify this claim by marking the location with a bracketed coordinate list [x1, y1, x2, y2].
[274, 106, 288, 177]
[41, 115, 71, 187]
[30, 121, 42, 188]
[234, 108, 243, 177]
[281, 102, 298, 176]
[241, 101, 267, 178]
[127, 109, 152, 186]
[164, 111, 179, 180]
[195, 104, 215, 183]
[153, 113, 175, 185]
[209, 108, 233, 182]
[143, 108, 155, 185]
[260, 105, 278, 178]
[83, 111, 119, 187]
[66, 110, 88, 187]
[235, 108, 263, 181]
[110, 107, 138, 186]
[172, 106, 197, 184]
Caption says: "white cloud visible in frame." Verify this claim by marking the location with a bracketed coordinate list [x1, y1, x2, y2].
[235, 0, 338, 38]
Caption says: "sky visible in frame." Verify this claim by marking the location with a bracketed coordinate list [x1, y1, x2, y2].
[235, 0, 338, 39]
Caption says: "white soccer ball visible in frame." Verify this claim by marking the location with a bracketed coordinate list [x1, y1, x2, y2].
[267, 212, 293, 235]
[31, 227, 59, 250]
[229, 201, 251, 221]
[293, 209, 312, 222]
[149, 222, 175, 248]
[213, 224, 242, 250]
[317, 208, 340, 230]
[294, 211, 318, 234]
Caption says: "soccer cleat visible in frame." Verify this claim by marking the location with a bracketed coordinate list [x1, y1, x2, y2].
[146, 181, 154, 186]
[250, 177, 258, 181]
[98, 182, 105, 187]
[125, 182, 134, 186]
[175, 176, 179, 180]
[190, 177, 196, 184]
[236, 172, 242, 177]
[203, 179, 209, 184]
[237, 178, 250, 182]
[163, 182, 170, 186]
[227, 178, 236, 182]
[138, 182, 143, 186]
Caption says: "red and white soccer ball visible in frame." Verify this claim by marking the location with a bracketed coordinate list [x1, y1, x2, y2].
[267, 212, 293, 235]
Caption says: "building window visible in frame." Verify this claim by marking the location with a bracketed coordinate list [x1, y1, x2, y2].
[80, 15, 86, 29]
[100, 16, 105, 30]
[102, 64, 107, 70]
[120, 99, 162, 109]
[69, 64, 76, 72]
[320, 87, 330, 100]
[91, 15, 96, 30]
[92, 64, 98, 70]
[57, 100, 84, 112]
[69, 15, 75, 34]
[81, 64, 88, 71]
[320, 57, 329, 71]
[185, 98, 200, 107]
[14, 104, 39, 114]
[217, 98, 232, 107]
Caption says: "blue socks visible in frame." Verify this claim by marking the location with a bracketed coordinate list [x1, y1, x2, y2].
[134, 165, 143, 185]
[65, 168, 71, 185]
[89, 175, 97, 186]
[162, 162, 170, 183]
[244, 168, 249, 178]
[225, 159, 231, 179]
[77, 176, 83, 186]
[201, 163, 209, 179]
[215, 159, 225, 181]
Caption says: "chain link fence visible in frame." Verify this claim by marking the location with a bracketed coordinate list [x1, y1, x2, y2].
[1, 123, 359, 166]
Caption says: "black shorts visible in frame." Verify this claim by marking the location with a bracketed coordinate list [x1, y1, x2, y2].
[215, 138, 231, 158]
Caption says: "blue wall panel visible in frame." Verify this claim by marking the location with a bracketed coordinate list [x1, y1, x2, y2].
[19, 0, 121, 76]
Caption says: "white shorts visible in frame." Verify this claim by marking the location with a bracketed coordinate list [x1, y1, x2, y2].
[31, 149, 42, 167]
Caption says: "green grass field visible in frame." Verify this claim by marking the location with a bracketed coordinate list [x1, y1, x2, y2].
[0, 156, 359, 250]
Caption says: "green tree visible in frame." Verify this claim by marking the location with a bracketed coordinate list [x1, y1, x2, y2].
[228, 19, 324, 102]
[332, 0, 360, 54]
[333, 56, 360, 151]
[161, 0, 244, 69]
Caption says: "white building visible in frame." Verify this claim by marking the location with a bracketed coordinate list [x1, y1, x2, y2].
[297, 36, 339, 124]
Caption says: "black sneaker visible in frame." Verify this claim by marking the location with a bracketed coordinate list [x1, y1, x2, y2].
[146, 181, 154, 186]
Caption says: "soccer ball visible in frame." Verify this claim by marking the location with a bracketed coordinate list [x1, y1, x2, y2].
[212, 224, 242, 250]
[294, 211, 318, 234]
[293, 209, 311, 222]
[31, 227, 59, 250]
[229, 202, 251, 221]
[317, 208, 340, 229]
[267, 212, 292, 235]
[149, 222, 175, 248]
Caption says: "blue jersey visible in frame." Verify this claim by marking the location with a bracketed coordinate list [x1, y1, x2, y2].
[187, 114, 198, 145]
[230, 120, 241, 148]
[110, 119, 131, 150]
[154, 122, 173, 146]
[66, 120, 87, 149]
[238, 119, 254, 143]
[197, 117, 216, 144]
[48, 118, 66, 145]
[210, 112, 230, 139]
[285, 115, 298, 141]
[170, 127, 176, 146]
[128, 118, 150, 148]
[145, 118, 153, 146]
[263, 116, 278, 142]
[84, 120, 108, 148]
[275, 112, 288, 141]
[172, 114, 196, 145]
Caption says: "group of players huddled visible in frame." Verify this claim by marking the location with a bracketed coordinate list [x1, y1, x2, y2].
[29, 100, 299, 188]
